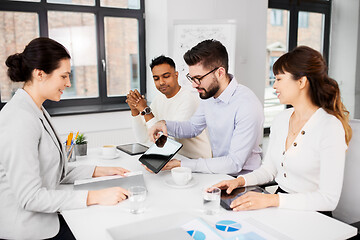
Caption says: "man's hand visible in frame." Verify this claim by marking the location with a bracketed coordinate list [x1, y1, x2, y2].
[148, 120, 168, 142]
[125, 90, 140, 116]
[162, 159, 181, 171]
[141, 159, 180, 173]
[131, 89, 148, 112]
[92, 166, 130, 178]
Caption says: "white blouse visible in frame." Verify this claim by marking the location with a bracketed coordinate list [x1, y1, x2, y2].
[243, 108, 347, 211]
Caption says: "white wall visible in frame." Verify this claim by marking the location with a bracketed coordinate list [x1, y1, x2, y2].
[356, 3, 360, 119]
[52, 111, 136, 148]
[329, 0, 360, 119]
[145, 0, 268, 104]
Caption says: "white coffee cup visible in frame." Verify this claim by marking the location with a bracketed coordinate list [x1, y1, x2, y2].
[102, 145, 117, 157]
[171, 167, 192, 186]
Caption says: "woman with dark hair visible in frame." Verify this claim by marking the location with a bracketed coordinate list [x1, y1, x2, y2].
[0, 37, 130, 240]
[213, 46, 352, 214]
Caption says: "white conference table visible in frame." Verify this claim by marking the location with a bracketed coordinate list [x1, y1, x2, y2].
[60, 148, 357, 240]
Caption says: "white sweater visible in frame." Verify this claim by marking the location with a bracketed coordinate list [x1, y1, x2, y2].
[132, 87, 212, 159]
[243, 108, 347, 211]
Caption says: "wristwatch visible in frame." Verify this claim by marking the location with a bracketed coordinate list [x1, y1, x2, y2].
[140, 106, 152, 115]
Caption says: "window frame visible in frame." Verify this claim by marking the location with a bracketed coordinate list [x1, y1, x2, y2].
[265, 0, 332, 135]
[0, 0, 146, 116]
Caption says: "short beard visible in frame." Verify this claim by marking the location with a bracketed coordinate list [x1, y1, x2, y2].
[198, 77, 220, 99]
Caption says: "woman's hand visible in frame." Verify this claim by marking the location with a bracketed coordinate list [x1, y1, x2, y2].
[230, 192, 279, 211]
[212, 177, 245, 194]
[87, 187, 129, 206]
[92, 166, 130, 178]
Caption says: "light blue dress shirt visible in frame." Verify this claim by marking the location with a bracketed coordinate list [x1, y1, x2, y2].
[166, 75, 264, 175]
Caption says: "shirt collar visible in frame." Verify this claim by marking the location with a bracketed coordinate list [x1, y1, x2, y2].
[214, 74, 238, 104]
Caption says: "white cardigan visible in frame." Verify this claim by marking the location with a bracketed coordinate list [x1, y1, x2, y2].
[243, 108, 347, 211]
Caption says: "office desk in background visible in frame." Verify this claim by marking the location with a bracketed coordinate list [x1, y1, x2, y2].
[60, 148, 357, 240]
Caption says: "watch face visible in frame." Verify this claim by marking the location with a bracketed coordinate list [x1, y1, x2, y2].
[141, 107, 151, 115]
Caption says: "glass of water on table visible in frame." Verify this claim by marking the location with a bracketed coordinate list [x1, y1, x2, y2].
[129, 186, 147, 214]
[203, 187, 221, 215]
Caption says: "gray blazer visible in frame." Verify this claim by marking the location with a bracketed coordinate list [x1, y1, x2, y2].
[0, 89, 95, 239]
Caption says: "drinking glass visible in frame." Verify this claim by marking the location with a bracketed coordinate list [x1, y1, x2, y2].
[129, 186, 147, 214]
[203, 187, 221, 215]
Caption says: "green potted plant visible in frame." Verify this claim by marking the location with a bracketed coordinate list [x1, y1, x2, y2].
[75, 133, 87, 156]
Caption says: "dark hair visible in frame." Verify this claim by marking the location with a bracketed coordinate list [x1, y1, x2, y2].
[5, 37, 71, 83]
[183, 39, 228, 72]
[149, 55, 176, 70]
[273, 46, 352, 145]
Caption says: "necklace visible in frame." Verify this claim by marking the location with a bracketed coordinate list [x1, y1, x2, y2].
[288, 118, 306, 136]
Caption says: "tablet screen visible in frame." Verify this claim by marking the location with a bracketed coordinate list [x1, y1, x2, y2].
[139, 135, 182, 173]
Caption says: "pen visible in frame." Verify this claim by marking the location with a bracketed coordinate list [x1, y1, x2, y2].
[74, 131, 79, 141]
[66, 132, 73, 146]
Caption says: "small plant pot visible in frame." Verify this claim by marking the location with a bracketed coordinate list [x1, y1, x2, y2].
[75, 144, 87, 156]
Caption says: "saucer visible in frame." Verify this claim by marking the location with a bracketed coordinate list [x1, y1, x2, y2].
[164, 177, 198, 189]
[99, 152, 120, 160]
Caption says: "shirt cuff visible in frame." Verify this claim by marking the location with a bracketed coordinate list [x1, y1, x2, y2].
[240, 173, 258, 187]
[165, 120, 175, 136]
[180, 158, 197, 171]
[145, 117, 157, 128]
[237, 175, 247, 186]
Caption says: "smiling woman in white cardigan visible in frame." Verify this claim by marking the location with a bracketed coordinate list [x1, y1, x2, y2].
[0, 37, 130, 240]
[213, 46, 352, 215]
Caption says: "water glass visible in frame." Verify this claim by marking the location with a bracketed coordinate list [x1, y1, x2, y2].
[129, 186, 147, 214]
[203, 187, 221, 215]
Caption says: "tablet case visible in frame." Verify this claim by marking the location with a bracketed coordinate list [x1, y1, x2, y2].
[138, 137, 182, 174]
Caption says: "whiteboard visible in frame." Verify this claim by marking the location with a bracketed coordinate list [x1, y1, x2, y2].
[172, 20, 237, 87]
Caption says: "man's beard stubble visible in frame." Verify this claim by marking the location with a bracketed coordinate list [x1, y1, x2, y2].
[197, 77, 220, 99]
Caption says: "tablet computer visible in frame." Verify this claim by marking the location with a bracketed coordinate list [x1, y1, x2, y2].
[138, 135, 183, 174]
[220, 186, 268, 210]
[117, 143, 149, 155]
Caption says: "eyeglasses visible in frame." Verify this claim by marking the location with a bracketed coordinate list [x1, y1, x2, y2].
[186, 67, 219, 85]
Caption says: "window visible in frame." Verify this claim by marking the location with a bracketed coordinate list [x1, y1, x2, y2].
[48, 11, 99, 99]
[104, 17, 139, 97]
[270, 9, 283, 26]
[298, 11, 309, 28]
[0, 0, 145, 115]
[265, 0, 331, 133]
[298, 12, 324, 52]
[265, 9, 288, 128]
[269, 56, 279, 83]
[0, 11, 39, 102]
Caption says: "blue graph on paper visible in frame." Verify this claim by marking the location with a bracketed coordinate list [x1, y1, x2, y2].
[215, 220, 242, 232]
[187, 230, 206, 240]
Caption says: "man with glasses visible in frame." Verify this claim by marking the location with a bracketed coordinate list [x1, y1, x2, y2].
[148, 40, 264, 175]
[126, 55, 211, 159]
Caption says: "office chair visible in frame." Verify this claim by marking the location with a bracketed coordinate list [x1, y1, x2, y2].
[333, 119, 360, 237]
